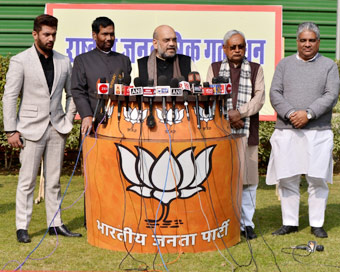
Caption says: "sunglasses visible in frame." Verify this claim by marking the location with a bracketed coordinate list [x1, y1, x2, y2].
[228, 44, 245, 50]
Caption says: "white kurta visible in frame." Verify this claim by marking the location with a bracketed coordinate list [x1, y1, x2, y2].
[266, 129, 333, 185]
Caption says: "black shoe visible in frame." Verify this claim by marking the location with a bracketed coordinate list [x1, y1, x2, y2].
[16, 229, 31, 243]
[241, 226, 257, 240]
[272, 225, 298, 235]
[311, 227, 328, 238]
[49, 225, 82, 237]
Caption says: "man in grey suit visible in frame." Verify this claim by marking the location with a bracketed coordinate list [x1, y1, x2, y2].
[2, 14, 81, 243]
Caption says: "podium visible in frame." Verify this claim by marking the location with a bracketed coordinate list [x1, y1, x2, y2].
[83, 98, 243, 253]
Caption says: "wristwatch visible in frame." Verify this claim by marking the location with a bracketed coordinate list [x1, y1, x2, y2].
[306, 110, 312, 120]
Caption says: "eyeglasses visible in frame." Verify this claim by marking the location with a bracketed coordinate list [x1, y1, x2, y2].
[228, 44, 245, 50]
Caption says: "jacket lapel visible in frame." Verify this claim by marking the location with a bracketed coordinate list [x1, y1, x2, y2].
[29, 45, 49, 94]
[51, 51, 60, 97]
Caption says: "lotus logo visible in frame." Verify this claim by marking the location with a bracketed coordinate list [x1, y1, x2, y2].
[123, 107, 148, 124]
[116, 144, 216, 227]
[194, 106, 213, 123]
[156, 108, 184, 125]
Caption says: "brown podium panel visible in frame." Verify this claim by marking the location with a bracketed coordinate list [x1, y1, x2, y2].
[83, 100, 243, 253]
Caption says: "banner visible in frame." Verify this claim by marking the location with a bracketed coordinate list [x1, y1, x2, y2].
[46, 3, 282, 121]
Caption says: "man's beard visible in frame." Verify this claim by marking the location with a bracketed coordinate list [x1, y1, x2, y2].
[37, 39, 53, 53]
[158, 43, 176, 59]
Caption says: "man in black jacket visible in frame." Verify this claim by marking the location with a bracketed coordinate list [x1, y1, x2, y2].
[138, 25, 193, 86]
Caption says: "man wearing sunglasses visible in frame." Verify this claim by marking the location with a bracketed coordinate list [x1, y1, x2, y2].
[206, 30, 265, 240]
[267, 22, 340, 238]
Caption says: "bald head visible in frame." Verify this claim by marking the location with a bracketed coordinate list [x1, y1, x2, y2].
[152, 25, 177, 59]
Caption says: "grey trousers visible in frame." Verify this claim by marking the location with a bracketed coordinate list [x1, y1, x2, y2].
[16, 124, 66, 230]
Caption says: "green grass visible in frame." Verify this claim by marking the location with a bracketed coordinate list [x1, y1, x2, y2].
[1, 175, 340, 272]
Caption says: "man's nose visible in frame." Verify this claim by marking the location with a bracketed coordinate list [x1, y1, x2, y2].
[169, 40, 176, 46]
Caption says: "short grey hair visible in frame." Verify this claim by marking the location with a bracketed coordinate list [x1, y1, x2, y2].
[296, 22, 320, 40]
[223, 30, 246, 45]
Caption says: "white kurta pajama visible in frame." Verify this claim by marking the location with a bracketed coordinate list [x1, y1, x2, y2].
[267, 52, 339, 229]
[266, 129, 333, 227]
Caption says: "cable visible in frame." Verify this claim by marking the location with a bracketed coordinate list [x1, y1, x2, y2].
[118, 100, 149, 271]
[10, 124, 94, 270]
[219, 106, 282, 272]
[186, 117, 235, 270]
[150, 122, 172, 272]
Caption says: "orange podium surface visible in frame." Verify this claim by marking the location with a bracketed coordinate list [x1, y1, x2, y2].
[82, 100, 243, 253]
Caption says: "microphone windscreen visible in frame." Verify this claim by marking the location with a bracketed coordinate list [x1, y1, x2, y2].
[217, 76, 228, 83]
[212, 77, 218, 84]
[170, 78, 179, 88]
[203, 82, 210, 87]
[178, 76, 185, 82]
[147, 79, 154, 87]
[124, 75, 131, 86]
[316, 245, 324, 252]
[158, 75, 169, 86]
[100, 77, 106, 83]
[134, 77, 142, 87]
[188, 71, 201, 86]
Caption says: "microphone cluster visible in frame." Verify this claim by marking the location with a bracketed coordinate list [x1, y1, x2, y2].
[94, 71, 233, 129]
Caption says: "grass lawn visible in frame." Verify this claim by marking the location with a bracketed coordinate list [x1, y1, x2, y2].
[1, 174, 340, 272]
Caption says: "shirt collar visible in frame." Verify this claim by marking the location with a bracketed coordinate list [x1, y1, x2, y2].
[96, 48, 112, 55]
[296, 52, 319, 62]
[34, 44, 53, 59]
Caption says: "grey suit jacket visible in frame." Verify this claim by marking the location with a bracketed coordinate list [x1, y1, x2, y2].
[2, 45, 77, 141]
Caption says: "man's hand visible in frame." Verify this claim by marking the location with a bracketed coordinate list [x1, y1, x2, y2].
[228, 109, 241, 123]
[289, 110, 309, 129]
[230, 119, 245, 130]
[7, 132, 23, 148]
[81, 116, 93, 135]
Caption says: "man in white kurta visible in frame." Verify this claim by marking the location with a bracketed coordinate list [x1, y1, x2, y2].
[266, 22, 339, 238]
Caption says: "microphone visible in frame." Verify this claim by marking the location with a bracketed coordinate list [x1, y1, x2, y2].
[156, 75, 170, 124]
[97, 77, 109, 95]
[116, 77, 123, 121]
[215, 76, 233, 116]
[215, 77, 226, 117]
[144, 79, 156, 128]
[179, 76, 190, 121]
[292, 241, 324, 252]
[188, 71, 202, 128]
[202, 82, 211, 115]
[123, 75, 132, 113]
[170, 78, 180, 122]
[202, 81, 214, 96]
[133, 77, 143, 123]
[188, 71, 202, 94]
[94, 77, 108, 124]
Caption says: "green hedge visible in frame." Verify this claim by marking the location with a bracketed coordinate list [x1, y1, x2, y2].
[0, 54, 80, 169]
[1, 55, 340, 173]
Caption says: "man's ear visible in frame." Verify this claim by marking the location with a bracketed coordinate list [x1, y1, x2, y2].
[32, 30, 38, 41]
[92, 31, 97, 41]
[152, 39, 158, 50]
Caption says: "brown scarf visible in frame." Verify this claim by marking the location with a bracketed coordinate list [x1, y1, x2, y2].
[147, 49, 181, 85]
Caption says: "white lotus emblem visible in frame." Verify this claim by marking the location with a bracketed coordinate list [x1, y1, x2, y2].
[156, 108, 184, 125]
[116, 144, 216, 224]
[123, 107, 148, 124]
[194, 106, 213, 123]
